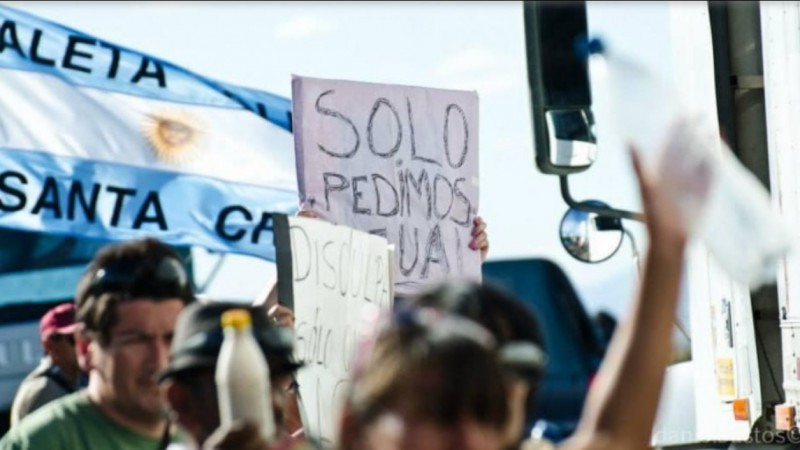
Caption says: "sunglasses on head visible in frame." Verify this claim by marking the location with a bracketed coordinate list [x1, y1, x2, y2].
[499, 341, 548, 385]
[87, 256, 190, 300]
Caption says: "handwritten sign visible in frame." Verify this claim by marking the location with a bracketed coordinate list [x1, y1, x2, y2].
[292, 75, 481, 295]
[274, 214, 394, 444]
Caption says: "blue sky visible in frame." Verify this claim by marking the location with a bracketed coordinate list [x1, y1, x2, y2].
[5, 1, 674, 316]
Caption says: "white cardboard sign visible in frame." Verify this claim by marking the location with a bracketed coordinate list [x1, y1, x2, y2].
[292, 75, 480, 296]
[274, 215, 394, 444]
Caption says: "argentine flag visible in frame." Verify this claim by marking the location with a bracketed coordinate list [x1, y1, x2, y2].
[0, 4, 298, 260]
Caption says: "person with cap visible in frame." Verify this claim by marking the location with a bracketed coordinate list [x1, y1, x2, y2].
[9, 302, 82, 427]
[0, 237, 195, 450]
[159, 301, 316, 450]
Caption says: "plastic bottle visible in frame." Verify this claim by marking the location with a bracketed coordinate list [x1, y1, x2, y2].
[586, 39, 793, 288]
[215, 308, 276, 442]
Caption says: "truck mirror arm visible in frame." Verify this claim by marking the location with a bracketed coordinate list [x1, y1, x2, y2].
[559, 174, 645, 222]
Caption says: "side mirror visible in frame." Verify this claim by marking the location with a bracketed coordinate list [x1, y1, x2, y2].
[559, 200, 623, 263]
[524, 1, 597, 175]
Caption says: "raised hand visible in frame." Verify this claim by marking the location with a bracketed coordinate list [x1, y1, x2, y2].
[469, 216, 489, 262]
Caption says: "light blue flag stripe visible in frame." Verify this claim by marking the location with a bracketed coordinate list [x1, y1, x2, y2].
[0, 5, 300, 261]
[0, 4, 292, 131]
[0, 147, 299, 260]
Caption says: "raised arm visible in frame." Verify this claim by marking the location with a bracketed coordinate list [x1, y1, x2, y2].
[561, 147, 691, 450]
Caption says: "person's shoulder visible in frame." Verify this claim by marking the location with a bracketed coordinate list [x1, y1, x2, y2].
[9, 375, 52, 426]
[2, 392, 95, 449]
[33, 390, 88, 414]
[16, 372, 49, 391]
[12, 361, 53, 395]
[0, 408, 61, 449]
[11, 375, 47, 407]
[3, 392, 88, 444]
[15, 360, 71, 395]
[16, 373, 66, 403]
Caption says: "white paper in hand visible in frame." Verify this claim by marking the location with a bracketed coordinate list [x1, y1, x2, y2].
[590, 50, 793, 288]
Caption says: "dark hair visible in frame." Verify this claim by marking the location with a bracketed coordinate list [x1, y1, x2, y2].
[405, 280, 547, 385]
[339, 310, 508, 449]
[75, 238, 194, 345]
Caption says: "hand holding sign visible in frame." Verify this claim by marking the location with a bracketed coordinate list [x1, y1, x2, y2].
[470, 216, 489, 262]
[298, 205, 490, 263]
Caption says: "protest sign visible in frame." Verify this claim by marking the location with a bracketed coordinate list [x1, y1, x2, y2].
[274, 214, 394, 444]
[292, 75, 480, 295]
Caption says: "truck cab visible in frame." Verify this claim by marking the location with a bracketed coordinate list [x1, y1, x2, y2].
[524, 1, 799, 447]
[483, 258, 611, 441]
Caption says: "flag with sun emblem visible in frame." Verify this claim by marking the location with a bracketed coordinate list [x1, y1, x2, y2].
[0, 5, 299, 260]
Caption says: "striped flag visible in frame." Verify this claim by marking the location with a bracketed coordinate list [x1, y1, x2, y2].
[0, 4, 298, 260]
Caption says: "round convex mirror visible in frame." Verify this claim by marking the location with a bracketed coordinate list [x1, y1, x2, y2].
[559, 200, 624, 263]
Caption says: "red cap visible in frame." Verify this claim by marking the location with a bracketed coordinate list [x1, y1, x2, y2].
[40, 303, 78, 342]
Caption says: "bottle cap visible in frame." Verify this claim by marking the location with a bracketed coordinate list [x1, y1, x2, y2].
[221, 308, 252, 330]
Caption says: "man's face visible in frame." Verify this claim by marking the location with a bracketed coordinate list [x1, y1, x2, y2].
[45, 332, 79, 380]
[167, 369, 295, 445]
[89, 298, 184, 423]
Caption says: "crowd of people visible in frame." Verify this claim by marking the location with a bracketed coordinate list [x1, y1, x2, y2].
[0, 147, 689, 450]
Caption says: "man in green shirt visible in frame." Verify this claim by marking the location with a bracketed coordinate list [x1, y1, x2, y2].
[4, 392, 167, 449]
[0, 238, 195, 450]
